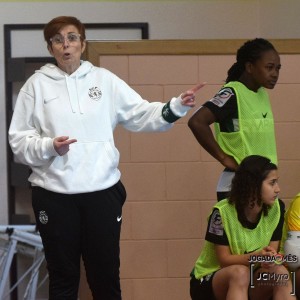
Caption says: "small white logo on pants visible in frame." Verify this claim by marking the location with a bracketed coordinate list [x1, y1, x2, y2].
[39, 211, 48, 224]
[117, 216, 122, 222]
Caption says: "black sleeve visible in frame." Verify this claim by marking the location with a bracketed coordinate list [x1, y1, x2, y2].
[205, 208, 229, 245]
[203, 87, 238, 122]
[270, 199, 285, 241]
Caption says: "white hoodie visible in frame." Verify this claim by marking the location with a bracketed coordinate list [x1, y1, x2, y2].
[9, 61, 190, 194]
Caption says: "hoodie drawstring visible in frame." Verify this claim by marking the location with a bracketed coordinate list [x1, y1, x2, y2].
[76, 76, 83, 114]
[65, 75, 83, 114]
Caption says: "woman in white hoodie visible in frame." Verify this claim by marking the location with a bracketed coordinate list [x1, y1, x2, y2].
[9, 16, 204, 300]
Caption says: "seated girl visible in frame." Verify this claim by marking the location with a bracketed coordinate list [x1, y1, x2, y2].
[282, 193, 300, 299]
[190, 155, 295, 300]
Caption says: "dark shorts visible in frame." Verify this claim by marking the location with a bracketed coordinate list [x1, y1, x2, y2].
[190, 273, 216, 300]
[217, 191, 230, 202]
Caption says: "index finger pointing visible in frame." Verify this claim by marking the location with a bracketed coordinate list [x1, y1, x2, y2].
[190, 82, 206, 93]
[65, 139, 77, 145]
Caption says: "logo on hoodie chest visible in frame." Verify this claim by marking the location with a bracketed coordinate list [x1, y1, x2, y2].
[88, 87, 102, 101]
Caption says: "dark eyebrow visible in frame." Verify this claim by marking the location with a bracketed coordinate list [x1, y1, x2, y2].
[266, 62, 281, 69]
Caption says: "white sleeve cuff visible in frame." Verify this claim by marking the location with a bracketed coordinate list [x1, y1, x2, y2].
[169, 95, 191, 117]
[44, 138, 59, 158]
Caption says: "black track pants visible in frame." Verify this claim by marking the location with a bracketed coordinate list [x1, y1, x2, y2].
[32, 181, 126, 300]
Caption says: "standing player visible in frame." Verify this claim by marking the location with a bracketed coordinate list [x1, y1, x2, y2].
[188, 38, 281, 200]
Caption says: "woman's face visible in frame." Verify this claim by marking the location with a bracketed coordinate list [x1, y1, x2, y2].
[48, 25, 86, 74]
[261, 169, 280, 206]
[248, 49, 281, 91]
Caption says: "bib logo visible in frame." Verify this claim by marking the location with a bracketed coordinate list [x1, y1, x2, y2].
[88, 87, 102, 101]
[39, 211, 48, 225]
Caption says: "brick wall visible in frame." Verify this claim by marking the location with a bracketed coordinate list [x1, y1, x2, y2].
[79, 41, 300, 300]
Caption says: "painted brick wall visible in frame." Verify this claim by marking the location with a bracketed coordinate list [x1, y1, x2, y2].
[79, 49, 300, 300]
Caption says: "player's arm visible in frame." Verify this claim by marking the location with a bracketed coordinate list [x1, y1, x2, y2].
[188, 106, 238, 170]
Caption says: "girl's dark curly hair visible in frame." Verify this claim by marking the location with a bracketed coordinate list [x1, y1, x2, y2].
[226, 38, 277, 83]
[228, 155, 277, 226]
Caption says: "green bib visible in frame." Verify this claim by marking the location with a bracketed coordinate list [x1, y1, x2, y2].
[193, 199, 280, 279]
[214, 81, 277, 165]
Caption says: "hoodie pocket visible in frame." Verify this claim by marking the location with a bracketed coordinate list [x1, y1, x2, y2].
[103, 140, 120, 163]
